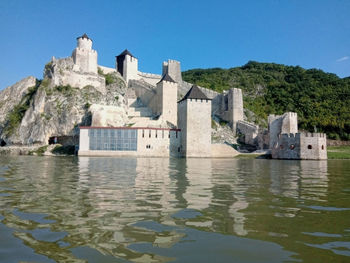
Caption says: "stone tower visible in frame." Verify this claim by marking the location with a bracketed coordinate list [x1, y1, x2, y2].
[116, 49, 138, 83]
[228, 88, 243, 133]
[268, 112, 298, 149]
[156, 74, 178, 126]
[178, 85, 212, 157]
[220, 88, 243, 133]
[72, 33, 97, 74]
[162, 59, 182, 83]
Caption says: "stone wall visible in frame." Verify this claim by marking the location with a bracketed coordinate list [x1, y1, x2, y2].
[327, 140, 350, 146]
[49, 57, 106, 93]
[236, 120, 259, 145]
[271, 132, 327, 160]
[98, 65, 116, 74]
[138, 72, 162, 86]
[271, 133, 301, 159]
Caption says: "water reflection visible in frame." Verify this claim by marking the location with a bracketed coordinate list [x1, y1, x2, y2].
[0, 156, 349, 262]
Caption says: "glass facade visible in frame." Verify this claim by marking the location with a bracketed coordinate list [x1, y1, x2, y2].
[88, 128, 137, 151]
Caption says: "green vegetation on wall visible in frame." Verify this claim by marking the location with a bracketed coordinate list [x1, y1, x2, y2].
[182, 61, 350, 140]
[98, 67, 116, 85]
[3, 79, 41, 136]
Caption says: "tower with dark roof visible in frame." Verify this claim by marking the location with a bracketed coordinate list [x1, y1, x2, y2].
[177, 85, 212, 157]
[72, 33, 97, 74]
[155, 73, 178, 125]
[115, 49, 138, 83]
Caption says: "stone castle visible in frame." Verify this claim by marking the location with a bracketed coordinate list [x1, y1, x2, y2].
[40, 34, 327, 159]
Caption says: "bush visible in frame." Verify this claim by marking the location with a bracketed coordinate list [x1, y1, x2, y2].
[52, 145, 75, 155]
[29, 145, 48, 156]
[3, 81, 40, 135]
[105, 73, 115, 85]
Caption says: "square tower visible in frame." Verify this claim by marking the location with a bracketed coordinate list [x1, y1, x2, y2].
[156, 74, 178, 126]
[178, 85, 212, 157]
[162, 59, 182, 83]
[116, 49, 139, 83]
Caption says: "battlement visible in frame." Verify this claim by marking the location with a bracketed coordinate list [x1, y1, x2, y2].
[280, 133, 301, 139]
[300, 132, 327, 138]
[163, 59, 180, 65]
[231, 88, 242, 93]
[138, 71, 162, 79]
[279, 132, 326, 139]
[76, 47, 97, 53]
[284, 112, 297, 118]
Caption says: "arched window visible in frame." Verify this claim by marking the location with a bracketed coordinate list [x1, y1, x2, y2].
[321, 145, 324, 150]
[308, 145, 312, 149]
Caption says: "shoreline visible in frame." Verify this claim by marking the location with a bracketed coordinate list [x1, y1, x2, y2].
[1, 145, 350, 159]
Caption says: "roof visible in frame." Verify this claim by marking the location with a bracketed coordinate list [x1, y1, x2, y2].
[77, 33, 91, 40]
[178, 85, 211, 103]
[157, 73, 176, 84]
[116, 49, 135, 58]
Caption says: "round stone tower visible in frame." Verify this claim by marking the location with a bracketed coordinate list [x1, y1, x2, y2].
[77, 33, 92, 50]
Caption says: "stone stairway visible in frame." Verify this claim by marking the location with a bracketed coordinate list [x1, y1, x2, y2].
[127, 99, 157, 127]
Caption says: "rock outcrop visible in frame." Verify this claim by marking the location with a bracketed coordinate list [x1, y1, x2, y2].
[0, 59, 127, 146]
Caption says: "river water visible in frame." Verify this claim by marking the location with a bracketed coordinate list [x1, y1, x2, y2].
[0, 156, 349, 262]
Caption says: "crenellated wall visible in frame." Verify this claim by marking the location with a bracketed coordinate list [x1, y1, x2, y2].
[137, 72, 162, 86]
[271, 132, 327, 160]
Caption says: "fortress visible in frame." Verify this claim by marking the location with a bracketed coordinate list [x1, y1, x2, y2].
[49, 34, 326, 159]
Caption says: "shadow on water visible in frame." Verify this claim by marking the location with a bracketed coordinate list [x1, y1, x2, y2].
[0, 156, 349, 262]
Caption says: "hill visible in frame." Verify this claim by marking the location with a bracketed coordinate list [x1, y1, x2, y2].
[182, 61, 350, 140]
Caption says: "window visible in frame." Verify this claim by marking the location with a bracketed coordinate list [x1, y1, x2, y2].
[321, 145, 324, 150]
[308, 145, 312, 149]
[289, 144, 295, 150]
[155, 131, 158, 138]
[142, 130, 144, 138]
[168, 131, 170, 138]
[176, 131, 178, 138]
[149, 130, 151, 138]
[89, 128, 138, 151]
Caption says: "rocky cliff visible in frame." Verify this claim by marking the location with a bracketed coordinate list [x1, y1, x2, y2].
[0, 59, 127, 146]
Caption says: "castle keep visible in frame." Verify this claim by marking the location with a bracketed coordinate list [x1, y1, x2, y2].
[44, 34, 326, 159]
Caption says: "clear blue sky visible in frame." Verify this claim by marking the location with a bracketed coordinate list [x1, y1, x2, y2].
[0, 0, 349, 90]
